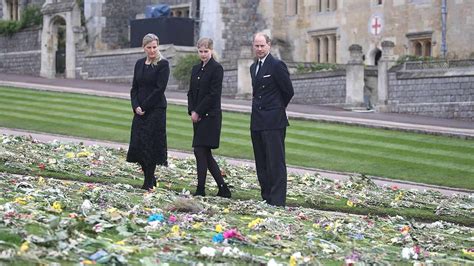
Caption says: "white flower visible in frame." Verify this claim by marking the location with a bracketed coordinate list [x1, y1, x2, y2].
[292, 252, 302, 259]
[267, 258, 283, 266]
[200, 247, 216, 257]
[81, 199, 92, 215]
[401, 247, 413, 259]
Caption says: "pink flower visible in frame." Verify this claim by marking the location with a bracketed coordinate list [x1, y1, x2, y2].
[223, 229, 238, 239]
[168, 215, 177, 223]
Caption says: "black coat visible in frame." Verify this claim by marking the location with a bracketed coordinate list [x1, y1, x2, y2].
[250, 53, 294, 131]
[130, 58, 169, 112]
[187, 57, 223, 149]
[127, 57, 169, 165]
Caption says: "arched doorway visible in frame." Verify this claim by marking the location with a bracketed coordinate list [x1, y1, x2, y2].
[53, 16, 66, 77]
[369, 48, 382, 65]
[40, 1, 81, 79]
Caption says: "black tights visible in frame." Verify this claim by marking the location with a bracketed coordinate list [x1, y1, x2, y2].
[194, 147, 224, 188]
[141, 163, 156, 189]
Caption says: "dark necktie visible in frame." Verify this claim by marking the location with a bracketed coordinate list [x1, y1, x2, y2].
[256, 60, 262, 76]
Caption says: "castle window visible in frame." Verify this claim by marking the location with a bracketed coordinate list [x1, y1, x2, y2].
[406, 31, 433, 57]
[170, 4, 190, 18]
[4, 0, 20, 21]
[316, 0, 337, 13]
[309, 28, 338, 63]
[287, 0, 298, 16]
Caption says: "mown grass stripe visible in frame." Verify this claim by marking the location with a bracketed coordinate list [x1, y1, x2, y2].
[290, 120, 474, 150]
[284, 145, 473, 185]
[0, 86, 127, 104]
[0, 91, 129, 113]
[0, 113, 130, 142]
[285, 138, 474, 174]
[0, 98, 132, 121]
[291, 123, 474, 150]
[0, 105, 132, 129]
[285, 130, 473, 163]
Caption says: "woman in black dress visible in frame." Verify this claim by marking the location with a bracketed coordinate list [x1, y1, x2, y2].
[187, 38, 231, 198]
[127, 33, 169, 190]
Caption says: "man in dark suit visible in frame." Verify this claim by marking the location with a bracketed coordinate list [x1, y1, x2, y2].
[249, 33, 294, 206]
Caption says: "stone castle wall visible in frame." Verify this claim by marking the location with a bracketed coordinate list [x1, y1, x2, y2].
[219, 0, 265, 63]
[291, 70, 346, 105]
[387, 66, 474, 120]
[0, 28, 41, 75]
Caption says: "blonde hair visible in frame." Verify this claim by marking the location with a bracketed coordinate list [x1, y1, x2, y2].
[197, 37, 218, 60]
[142, 33, 162, 65]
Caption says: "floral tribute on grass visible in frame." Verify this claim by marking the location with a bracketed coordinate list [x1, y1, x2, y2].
[0, 135, 473, 264]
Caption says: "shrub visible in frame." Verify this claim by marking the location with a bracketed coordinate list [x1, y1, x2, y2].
[172, 54, 200, 90]
[20, 6, 43, 28]
[0, 20, 22, 36]
[296, 63, 338, 74]
[0, 5, 42, 36]
[395, 55, 437, 65]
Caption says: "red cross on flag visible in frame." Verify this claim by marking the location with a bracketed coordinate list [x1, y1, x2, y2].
[369, 14, 383, 36]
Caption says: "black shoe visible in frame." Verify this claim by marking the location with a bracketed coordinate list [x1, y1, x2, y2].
[216, 183, 231, 198]
[193, 186, 206, 197]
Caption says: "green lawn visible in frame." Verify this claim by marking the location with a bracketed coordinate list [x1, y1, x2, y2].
[1, 86, 473, 189]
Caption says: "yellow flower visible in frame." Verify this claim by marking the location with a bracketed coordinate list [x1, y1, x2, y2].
[249, 234, 261, 241]
[107, 207, 118, 213]
[312, 223, 320, 229]
[171, 225, 180, 234]
[37, 176, 45, 185]
[82, 260, 95, 265]
[223, 208, 230, 213]
[395, 191, 403, 201]
[19, 241, 29, 253]
[215, 224, 223, 233]
[14, 197, 27, 205]
[192, 222, 203, 229]
[65, 152, 75, 158]
[248, 218, 263, 229]
[346, 200, 354, 207]
[115, 240, 126, 245]
[77, 151, 93, 158]
[289, 255, 297, 266]
[52, 201, 62, 213]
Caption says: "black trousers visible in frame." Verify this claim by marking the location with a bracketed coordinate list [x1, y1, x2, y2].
[194, 146, 225, 187]
[251, 128, 287, 206]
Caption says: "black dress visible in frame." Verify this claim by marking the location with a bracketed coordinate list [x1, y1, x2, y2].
[127, 57, 169, 166]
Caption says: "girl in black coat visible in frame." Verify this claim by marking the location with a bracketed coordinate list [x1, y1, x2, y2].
[187, 38, 231, 198]
[127, 33, 169, 190]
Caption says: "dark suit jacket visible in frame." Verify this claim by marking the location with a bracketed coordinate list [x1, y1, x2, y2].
[187, 57, 223, 148]
[130, 57, 169, 113]
[250, 53, 294, 131]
